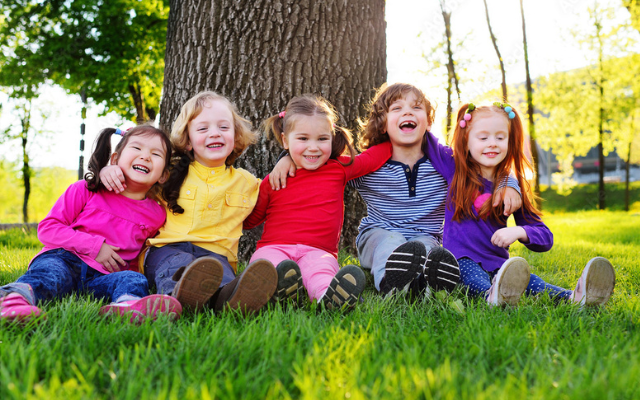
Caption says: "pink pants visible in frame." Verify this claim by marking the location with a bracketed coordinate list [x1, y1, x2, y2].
[250, 244, 339, 301]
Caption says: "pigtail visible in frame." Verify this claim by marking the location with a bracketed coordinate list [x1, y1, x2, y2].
[85, 128, 118, 192]
[161, 152, 192, 214]
[263, 114, 286, 147]
[332, 126, 356, 166]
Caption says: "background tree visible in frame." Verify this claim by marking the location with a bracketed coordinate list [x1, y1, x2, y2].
[160, 0, 386, 260]
[0, 0, 168, 123]
[482, 0, 507, 101]
[440, 0, 461, 141]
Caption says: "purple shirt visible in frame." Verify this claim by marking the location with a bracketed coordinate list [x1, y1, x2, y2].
[423, 131, 553, 272]
[32, 180, 166, 274]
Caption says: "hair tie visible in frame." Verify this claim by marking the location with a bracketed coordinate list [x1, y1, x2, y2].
[493, 102, 515, 119]
[114, 128, 124, 136]
[279, 111, 286, 118]
[459, 103, 475, 128]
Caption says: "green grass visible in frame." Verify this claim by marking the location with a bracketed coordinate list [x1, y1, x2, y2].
[1, 210, 639, 400]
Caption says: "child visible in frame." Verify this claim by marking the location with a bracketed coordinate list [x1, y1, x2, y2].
[244, 94, 393, 310]
[272, 83, 521, 298]
[0, 125, 181, 324]
[101, 92, 277, 314]
[423, 102, 616, 306]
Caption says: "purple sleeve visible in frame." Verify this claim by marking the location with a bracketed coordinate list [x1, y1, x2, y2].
[514, 209, 553, 252]
[423, 131, 455, 182]
[37, 181, 105, 258]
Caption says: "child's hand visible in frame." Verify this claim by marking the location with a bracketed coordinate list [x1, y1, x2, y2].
[493, 187, 522, 216]
[100, 165, 127, 193]
[491, 227, 528, 248]
[96, 243, 126, 272]
[269, 155, 297, 190]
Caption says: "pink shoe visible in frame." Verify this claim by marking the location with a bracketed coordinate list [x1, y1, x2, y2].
[486, 257, 531, 307]
[570, 257, 616, 307]
[0, 293, 43, 322]
[100, 294, 182, 323]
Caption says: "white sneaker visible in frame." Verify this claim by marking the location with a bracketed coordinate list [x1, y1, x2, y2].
[486, 257, 531, 307]
[570, 257, 615, 307]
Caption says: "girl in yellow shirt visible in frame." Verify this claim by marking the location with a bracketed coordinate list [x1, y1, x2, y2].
[101, 92, 276, 314]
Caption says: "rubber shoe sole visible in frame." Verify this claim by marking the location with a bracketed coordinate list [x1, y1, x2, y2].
[570, 257, 616, 307]
[173, 257, 224, 311]
[486, 257, 530, 307]
[424, 247, 460, 292]
[273, 260, 305, 304]
[380, 242, 426, 295]
[323, 265, 365, 311]
[225, 259, 277, 315]
[100, 294, 182, 324]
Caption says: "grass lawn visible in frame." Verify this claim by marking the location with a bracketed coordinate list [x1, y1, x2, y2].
[1, 198, 639, 398]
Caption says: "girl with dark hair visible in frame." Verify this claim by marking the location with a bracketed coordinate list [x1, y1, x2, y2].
[0, 125, 181, 323]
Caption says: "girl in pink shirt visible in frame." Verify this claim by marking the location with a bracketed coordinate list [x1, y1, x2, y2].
[244, 94, 392, 310]
[0, 125, 180, 324]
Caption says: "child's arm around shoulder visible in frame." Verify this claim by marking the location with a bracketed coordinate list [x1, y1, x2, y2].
[342, 141, 392, 180]
[243, 175, 270, 230]
[99, 165, 126, 193]
[423, 130, 454, 181]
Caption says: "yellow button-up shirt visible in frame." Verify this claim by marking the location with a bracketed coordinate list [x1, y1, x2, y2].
[147, 161, 260, 270]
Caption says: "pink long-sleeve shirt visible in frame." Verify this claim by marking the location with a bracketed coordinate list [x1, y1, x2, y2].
[32, 180, 166, 274]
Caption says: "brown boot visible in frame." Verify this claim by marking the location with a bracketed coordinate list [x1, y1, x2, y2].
[172, 257, 224, 311]
[213, 259, 277, 315]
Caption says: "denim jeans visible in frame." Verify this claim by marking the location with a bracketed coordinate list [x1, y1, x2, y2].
[145, 242, 236, 295]
[0, 248, 149, 305]
[357, 228, 441, 291]
[458, 257, 571, 300]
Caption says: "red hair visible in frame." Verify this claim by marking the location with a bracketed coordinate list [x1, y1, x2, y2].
[449, 103, 540, 222]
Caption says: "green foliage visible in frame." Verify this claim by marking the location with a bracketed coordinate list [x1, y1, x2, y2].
[1, 210, 639, 399]
[0, 0, 168, 122]
[540, 181, 640, 213]
[0, 161, 76, 223]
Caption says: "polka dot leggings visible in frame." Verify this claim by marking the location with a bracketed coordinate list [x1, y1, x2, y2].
[458, 257, 571, 301]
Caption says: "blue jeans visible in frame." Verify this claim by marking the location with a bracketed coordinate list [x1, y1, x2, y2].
[145, 242, 236, 295]
[458, 257, 571, 300]
[357, 228, 441, 291]
[0, 248, 149, 305]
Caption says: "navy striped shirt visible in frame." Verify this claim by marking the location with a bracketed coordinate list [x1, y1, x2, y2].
[350, 156, 448, 244]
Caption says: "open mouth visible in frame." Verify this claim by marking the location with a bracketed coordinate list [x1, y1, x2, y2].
[207, 144, 223, 148]
[133, 165, 150, 173]
[399, 121, 417, 131]
[304, 155, 320, 161]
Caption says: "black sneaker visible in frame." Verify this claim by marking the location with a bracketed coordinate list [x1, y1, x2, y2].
[379, 242, 426, 296]
[424, 247, 460, 292]
[323, 265, 365, 311]
[272, 260, 305, 305]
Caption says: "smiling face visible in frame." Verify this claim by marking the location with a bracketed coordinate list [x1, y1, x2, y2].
[187, 99, 235, 168]
[282, 114, 333, 171]
[112, 133, 168, 196]
[385, 91, 429, 150]
[466, 111, 509, 181]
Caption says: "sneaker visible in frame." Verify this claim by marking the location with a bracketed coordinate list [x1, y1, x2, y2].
[224, 259, 278, 314]
[323, 265, 365, 311]
[486, 257, 531, 306]
[569, 257, 616, 307]
[273, 260, 305, 304]
[100, 294, 182, 323]
[379, 242, 426, 296]
[0, 293, 43, 322]
[173, 257, 225, 311]
[424, 247, 460, 292]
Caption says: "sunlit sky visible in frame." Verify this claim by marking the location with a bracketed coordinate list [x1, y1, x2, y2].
[0, 0, 636, 171]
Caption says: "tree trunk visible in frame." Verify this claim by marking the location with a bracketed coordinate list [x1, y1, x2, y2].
[129, 80, 146, 125]
[625, 141, 631, 211]
[483, 0, 507, 101]
[20, 109, 31, 224]
[440, 1, 460, 143]
[519, 0, 540, 201]
[160, 0, 387, 262]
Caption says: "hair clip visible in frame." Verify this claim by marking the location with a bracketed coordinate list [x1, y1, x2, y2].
[278, 111, 286, 118]
[493, 102, 515, 119]
[459, 103, 475, 128]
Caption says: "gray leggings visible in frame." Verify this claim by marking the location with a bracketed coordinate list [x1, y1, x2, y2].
[357, 228, 441, 291]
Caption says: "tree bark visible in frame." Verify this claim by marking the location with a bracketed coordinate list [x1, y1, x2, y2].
[20, 105, 31, 223]
[160, 0, 387, 262]
[483, 0, 507, 101]
[519, 0, 540, 201]
[440, 0, 460, 143]
[625, 141, 631, 211]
